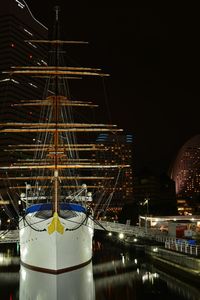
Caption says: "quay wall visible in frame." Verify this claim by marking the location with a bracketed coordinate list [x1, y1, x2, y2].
[95, 230, 200, 285]
[145, 245, 200, 271]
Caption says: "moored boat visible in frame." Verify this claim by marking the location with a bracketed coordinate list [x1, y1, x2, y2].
[0, 5, 128, 274]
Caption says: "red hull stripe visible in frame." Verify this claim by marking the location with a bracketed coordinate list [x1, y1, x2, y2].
[20, 258, 92, 274]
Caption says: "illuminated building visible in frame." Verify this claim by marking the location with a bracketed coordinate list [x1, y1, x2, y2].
[170, 135, 200, 215]
[93, 133, 133, 218]
[133, 172, 177, 217]
[0, 0, 48, 158]
[0, 0, 48, 149]
[114, 169, 177, 225]
[0, 0, 48, 112]
[0, 0, 48, 206]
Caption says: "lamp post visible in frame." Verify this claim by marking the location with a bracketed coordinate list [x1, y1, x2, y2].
[144, 197, 149, 234]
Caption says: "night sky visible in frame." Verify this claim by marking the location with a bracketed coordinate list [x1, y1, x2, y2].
[26, 1, 200, 175]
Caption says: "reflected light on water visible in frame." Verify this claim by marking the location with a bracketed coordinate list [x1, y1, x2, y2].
[1, 241, 200, 299]
[0, 250, 19, 267]
[19, 263, 95, 300]
[142, 271, 159, 284]
[0, 253, 12, 265]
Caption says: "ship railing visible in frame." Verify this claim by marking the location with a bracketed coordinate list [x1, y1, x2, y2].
[165, 240, 200, 256]
[98, 221, 147, 236]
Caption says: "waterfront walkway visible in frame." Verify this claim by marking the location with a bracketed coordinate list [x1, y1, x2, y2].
[95, 221, 200, 257]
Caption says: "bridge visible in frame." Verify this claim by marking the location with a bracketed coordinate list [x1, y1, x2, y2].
[94, 220, 145, 236]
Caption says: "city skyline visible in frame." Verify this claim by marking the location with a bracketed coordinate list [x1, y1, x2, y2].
[6, 1, 200, 174]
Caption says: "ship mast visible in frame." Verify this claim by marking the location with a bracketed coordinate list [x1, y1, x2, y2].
[0, 7, 130, 208]
[53, 6, 60, 214]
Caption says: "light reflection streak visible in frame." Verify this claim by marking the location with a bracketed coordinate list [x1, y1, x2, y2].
[19, 263, 95, 300]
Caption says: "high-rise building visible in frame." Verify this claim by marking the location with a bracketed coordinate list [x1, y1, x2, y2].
[170, 135, 200, 215]
[93, 133, 133, 218]
[0, 0, 48, 133]
[0, 0, 48, 202]
[133, 171, 177, 216]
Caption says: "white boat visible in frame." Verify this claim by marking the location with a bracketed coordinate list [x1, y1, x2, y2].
[19, 191, 94, 273]
[0, 6, 127, 274]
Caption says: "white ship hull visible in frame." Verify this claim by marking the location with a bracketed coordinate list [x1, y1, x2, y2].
[19, 203, 94, 274]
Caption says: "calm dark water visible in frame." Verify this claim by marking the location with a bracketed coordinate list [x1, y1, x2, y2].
[0, 235, 200, 300]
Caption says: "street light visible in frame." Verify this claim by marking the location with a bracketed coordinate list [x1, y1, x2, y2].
[119, 233, 124, 239]
[144, 197, 149, 234]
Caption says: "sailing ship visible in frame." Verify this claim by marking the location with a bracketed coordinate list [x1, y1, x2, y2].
[0, 6, 128, 274]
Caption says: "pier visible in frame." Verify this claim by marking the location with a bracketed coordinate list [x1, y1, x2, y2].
[0, 230, 19, 244]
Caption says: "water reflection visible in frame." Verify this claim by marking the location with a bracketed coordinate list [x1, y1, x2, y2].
[0, 245, 19, 298]
[152, 266, 200, 300]
[0, 272, 19, 299]
[0, 244, 19, 265]
[19, 263, 95, 300]
[1, 241, 200, 299]
[93, 238, 200, 300]
[0, 251, 19, 268]
[95, 264, 200, 300]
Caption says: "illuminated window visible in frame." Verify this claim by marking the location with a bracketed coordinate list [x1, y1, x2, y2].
[27, 41, 37, 49]
[41, 60, 48, 65]
[28, 82, 37, 88]
[15, 0, 25, 8]
[0, 78, 19, 84]
[24, 28, 33, 36]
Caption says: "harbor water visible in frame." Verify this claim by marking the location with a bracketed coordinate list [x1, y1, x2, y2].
[0, 233, 200, 300]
